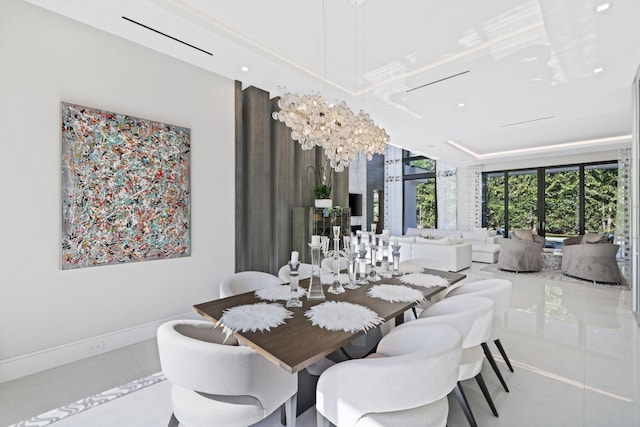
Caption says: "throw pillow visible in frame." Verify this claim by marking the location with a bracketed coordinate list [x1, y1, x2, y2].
[450, 237, 465, 245]
[512, 229, 534, 241]
[473, 227, 489, 241]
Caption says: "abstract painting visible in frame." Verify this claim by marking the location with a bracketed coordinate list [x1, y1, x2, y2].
[61, 102, 191, 269]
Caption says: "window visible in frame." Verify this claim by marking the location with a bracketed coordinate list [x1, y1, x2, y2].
[403, 151, 437, 230]
[482, 161, 618, 247]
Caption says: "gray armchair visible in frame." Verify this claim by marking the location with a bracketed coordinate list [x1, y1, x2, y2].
[561, 242, 622, 284]
[498, 232, 545, 272]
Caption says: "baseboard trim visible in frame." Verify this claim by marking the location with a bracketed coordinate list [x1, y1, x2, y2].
[0, 311, 199, 383]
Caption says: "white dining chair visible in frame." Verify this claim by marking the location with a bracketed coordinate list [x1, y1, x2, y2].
[445, 278, 514, 392]
[219, 271, 284, 298]
[278, 262, 314, 282]
[316, 323, 463, 427]
[157, 319, 297, 427]
[415, 295, 497, 427]
[394, 295, 498, 427]
[398, 258, 450, 318]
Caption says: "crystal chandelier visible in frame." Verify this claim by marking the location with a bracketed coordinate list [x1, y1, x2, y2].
[272, 88, 389, 172]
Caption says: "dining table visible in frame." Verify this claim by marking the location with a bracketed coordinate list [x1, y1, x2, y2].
[193, 268, 466, 375]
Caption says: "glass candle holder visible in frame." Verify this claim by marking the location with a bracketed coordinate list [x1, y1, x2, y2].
[307, 243, 325, 300]
[392, 243, 402, 276]
[357, 245, 369, 285]
[286, 261, 303, 308]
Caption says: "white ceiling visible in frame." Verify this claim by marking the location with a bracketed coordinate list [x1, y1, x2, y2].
[26, 0, 640, 166]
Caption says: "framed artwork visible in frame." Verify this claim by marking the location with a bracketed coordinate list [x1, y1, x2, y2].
[61, 102, 191, 269]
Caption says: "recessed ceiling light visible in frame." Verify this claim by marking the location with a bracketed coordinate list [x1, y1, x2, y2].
[593, 66, 604, 74]
[458, 102, 466, 108]
[596, 3, 610, 12]
[241, 66, 250, 72]
[531, 77, 544, 82]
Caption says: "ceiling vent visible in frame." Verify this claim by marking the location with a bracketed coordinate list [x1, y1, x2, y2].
[500, 116, 555, 127]
[406, 70, 470, 93]
[122, 16, 213, 56]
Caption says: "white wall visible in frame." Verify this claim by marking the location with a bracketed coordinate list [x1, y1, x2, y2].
[0, 0, 235, 380]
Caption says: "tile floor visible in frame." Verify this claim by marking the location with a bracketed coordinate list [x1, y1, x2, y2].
[1, 262, 639, 427]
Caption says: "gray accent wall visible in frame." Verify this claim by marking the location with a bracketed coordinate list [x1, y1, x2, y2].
[235, 85, 348, 274]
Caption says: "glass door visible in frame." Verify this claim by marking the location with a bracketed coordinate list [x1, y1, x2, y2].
[544, 166, 580, 248]
[507, 169, 539, 235]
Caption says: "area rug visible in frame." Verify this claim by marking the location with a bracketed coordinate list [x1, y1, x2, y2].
[480, 263, 630, 290]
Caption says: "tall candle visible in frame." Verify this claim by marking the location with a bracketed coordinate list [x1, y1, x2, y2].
[311, 235, 321, 245]
[291, 251, 299, 263]
[382, 229, 390, 239]
[393, 238, 399, 246]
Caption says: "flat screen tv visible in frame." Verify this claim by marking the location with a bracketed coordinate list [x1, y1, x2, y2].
[349, 193, 362, 216]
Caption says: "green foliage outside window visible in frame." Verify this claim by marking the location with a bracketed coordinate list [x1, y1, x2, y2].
[416, 180, 436, 228]
[484, 164, 618, 236]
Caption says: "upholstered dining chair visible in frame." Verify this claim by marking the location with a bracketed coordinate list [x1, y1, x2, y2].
[418, 295, 498, 427]
[278, 262, 313, 282]
[445, 279, 514, 392]
[316, 323, 463, 427]
[219, 271, 284, 298]
[157, 319, 297, 427]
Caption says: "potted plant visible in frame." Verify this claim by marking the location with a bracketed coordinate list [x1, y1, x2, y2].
[308, 160, 333, 208]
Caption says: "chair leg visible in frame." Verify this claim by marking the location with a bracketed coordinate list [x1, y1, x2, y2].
[453, 382, 478, 427]
[475, 373, 499, 417]
[412, 307, 418, 319]
[494, 338, 514, 372]
[482, 342, 509, 392]
[284, 393, 297, 427]
[167, 412, 179, 427]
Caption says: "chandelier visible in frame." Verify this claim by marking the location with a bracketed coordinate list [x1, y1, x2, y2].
[272, 88, 389, 172]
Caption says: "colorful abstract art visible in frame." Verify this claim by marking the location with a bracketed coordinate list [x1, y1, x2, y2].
[61, 103, 191, 269]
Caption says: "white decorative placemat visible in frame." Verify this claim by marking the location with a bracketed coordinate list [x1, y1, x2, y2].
[368, 284, 426, 303]
[305, 301, 384, 332]
[215, 303, 293, 339]
[320, 273, 350, 284]
[399, 273, 449, 288]
[255, 285, 306, 301]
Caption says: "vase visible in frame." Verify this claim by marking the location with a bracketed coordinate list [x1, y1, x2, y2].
[314, 199, 333, 208]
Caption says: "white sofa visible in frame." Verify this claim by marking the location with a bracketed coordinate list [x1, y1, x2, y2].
[405, 227, 501, 264]
[391, 236, 472, 272]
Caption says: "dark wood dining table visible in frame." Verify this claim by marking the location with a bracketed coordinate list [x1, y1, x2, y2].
[193, 268, 466, 374]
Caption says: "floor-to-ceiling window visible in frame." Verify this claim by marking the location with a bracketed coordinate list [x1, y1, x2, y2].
[545, 166, 580, 241]
[403, 152, 437, 230]
[482, 161, 618, 248]
[584, 163, 618, 235]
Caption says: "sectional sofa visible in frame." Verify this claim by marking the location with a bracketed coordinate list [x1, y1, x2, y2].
[403, 227, 502, 264]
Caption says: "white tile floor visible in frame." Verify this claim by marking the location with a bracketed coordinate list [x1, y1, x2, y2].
[2, 262, 639, 427]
